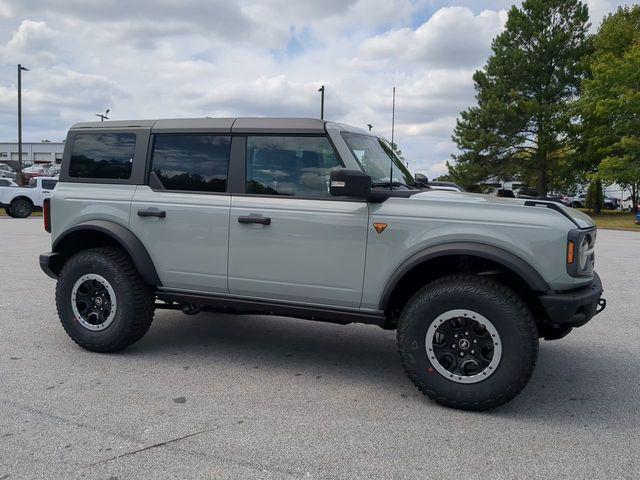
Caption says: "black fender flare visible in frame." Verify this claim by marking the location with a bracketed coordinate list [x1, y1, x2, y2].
[52, 220, 161, 286]
[379, 242, 549, 310]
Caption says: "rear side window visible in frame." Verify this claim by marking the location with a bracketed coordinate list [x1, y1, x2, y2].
[69, 133, 136, 179]
[42, 180, 57, 190]
[246, 136, 341, 197]
[151, 135, 231, 193]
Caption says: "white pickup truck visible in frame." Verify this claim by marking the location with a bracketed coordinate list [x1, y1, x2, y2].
[0, 177, 58, 218]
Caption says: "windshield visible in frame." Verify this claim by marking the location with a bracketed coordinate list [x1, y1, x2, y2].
[341, 133, 415, 188]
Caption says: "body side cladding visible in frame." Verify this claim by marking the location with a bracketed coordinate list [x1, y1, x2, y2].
[379, 241, 551, 311]
[51, 220, 161, 286]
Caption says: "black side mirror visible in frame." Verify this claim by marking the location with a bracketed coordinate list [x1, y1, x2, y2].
[330, 169, 371, 198]
[414, 172, 429, 188]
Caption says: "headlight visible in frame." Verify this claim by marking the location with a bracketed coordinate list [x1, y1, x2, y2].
[567, 228, 596, 277]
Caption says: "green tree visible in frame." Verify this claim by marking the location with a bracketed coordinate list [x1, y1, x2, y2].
[576, 5, 640, 211]
[452, 0, 591, 195]
[585, 178, 604, 213]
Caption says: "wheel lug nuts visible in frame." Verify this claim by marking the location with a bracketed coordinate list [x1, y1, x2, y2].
[454, 334, 459, 338]
[465, 331, 469, 336]
[459, 352, 464, 357]
[473, 340, 477, 344]
[471, 350, 475, 354]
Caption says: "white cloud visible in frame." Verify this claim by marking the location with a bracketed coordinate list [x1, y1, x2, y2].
[358, 7, 507, 68]
[1, 20, 57, 65]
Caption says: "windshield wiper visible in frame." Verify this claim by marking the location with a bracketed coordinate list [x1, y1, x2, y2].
[371, 181, 417, 190]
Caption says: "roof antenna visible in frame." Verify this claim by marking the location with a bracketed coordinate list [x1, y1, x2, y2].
[390, 86, 396, 191]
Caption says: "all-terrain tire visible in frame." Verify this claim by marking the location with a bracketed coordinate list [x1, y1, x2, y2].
[55, 247, 155, 352]
[397, 274, 538, 411]
[10, 198, 32, 218]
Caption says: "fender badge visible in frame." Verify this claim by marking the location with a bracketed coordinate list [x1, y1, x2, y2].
[373, 223, 388, 234]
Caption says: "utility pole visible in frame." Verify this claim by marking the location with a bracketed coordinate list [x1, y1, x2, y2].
[367, 124, 373, 131]
[17, 64, 29, 184]
[96, 109, 110, 122]
[318, 85, 325, 120]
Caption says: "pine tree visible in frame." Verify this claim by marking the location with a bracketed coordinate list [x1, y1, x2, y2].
[452, 0, 591, 195]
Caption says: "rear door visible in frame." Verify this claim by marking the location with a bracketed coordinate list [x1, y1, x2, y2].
[129, 134, 232, 293]
[228, 135, 368, 308]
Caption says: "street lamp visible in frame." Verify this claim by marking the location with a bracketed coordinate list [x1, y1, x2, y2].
[367, 124, 373, 131]
[17, 64, 29, 184]
[96, 109, 110, 121]
[318, 85, 325, 120]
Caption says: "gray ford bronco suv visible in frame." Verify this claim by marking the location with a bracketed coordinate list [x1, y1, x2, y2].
[40, 117, 605, 410]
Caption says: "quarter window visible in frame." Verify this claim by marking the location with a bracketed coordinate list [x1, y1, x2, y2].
[69, 133, 136, 179]
[151, 135, 231, 193]
[42, 179, 58, 190]
[246, 136, 341, 197]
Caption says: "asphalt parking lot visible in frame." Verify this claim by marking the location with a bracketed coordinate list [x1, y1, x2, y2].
[1, 219, 639, 480]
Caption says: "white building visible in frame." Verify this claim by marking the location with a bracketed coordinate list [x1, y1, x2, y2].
[0, 141, 65, 167]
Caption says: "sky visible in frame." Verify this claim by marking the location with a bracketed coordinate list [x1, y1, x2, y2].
[0, 0, 631, 179]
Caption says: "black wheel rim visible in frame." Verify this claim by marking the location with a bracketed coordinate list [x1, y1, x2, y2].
[426, 309, 502, 384]
[71, 274, 117, 331]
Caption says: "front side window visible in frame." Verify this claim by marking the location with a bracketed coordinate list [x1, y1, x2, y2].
[246, 136, 341, 197]
[69, 133, 136, 179]
[341, 133, 415, 188]
[151, 135, 231, 192]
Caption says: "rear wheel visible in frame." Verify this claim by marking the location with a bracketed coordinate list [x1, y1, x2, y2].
[56, 247, 155, 352]
[10, 198, 32, 218]
[397, 274, 538, 411]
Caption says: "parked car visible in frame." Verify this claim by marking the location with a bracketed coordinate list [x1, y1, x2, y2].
[0, 163, 17, 180]
[636, 212, 640, 225]
[0, 178, 18, 187]
[621, 196, 638, 212]
[569, 193, 618, 210]
[0, 176, 58, 218]
[21, 164, 51, 182]
[604, 196, 619, 210]
[496, 189, 516, 198]
[39, 117, 604, 411]
[46, 163, 61, 177]
[515, 188, 538, 198]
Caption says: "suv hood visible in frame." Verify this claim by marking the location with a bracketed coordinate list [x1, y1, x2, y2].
[410, 190, 595, 229]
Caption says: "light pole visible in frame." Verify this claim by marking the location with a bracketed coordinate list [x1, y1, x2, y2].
[367, 124, 373, 131]
[96, 109, 110, 121]
[17, 64, 29, 184]
[318, 85, 325, 120]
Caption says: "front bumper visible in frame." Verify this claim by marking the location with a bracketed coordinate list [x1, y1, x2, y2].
[540, 271, 605, 327]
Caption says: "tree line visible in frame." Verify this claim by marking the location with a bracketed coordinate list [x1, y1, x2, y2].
[444, 0, 640, 212]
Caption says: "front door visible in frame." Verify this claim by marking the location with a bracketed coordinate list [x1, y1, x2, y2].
[228, 135, 368, 308]
[129, 133, 232, 293]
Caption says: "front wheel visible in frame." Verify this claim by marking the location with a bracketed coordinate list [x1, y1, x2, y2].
[397, 274, 538, 411]
[55, 247, 155, 352]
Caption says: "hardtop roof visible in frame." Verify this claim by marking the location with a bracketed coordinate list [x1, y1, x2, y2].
[68, 117, 367, 135]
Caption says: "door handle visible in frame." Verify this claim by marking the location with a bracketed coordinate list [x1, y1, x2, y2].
[137, 208, 166, 218]
[238, 215, 271, 225]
